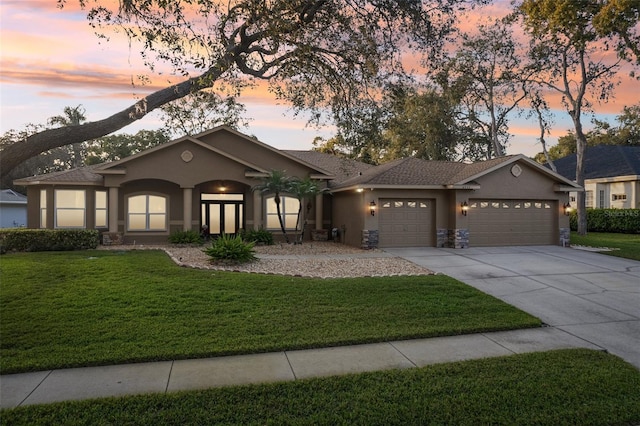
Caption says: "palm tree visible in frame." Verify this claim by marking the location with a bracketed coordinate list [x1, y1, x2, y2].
[48, 105, 87, 169]
[253, 170, 293, 244]
[289, 177, 329, 244]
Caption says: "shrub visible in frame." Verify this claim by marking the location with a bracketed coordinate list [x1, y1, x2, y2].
[169, 230, 203, 245]
[570, 209, 640, 233]
[239, 228, 274, 245]
[0, 229, 100, 253]
[203, 233, 256, 264]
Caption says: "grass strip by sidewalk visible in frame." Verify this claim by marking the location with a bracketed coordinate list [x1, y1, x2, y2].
[1, 250, 540, 374]
[3, 349, 639, 425]
[571, 231, 640, 261]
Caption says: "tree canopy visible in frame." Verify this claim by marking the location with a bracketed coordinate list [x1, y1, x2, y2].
[533, 103, 640, 163]
[518, 0, 639, 235]
[0, 0, 480, 178]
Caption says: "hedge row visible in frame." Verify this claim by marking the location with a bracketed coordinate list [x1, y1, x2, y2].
[570, 209, 640, 234]
[0, 229, 100, 253]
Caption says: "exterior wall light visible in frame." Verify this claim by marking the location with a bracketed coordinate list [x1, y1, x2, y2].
[461, 201, 469, 216]
[563, 202, 573, 216]
[370, 200, 377, 216]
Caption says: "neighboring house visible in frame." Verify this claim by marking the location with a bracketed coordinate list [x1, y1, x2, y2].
[552, 145, 640, 209]
[0, 189, 28, 228]
[14, 126, 581, 248]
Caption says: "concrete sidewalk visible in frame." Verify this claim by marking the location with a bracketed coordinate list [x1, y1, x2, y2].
[1, 327, 600, 408]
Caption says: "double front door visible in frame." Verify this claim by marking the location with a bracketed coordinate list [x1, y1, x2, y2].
[201, 194, 244, 236]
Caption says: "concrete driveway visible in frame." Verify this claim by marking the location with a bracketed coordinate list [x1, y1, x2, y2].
[384, 245, 640, 369]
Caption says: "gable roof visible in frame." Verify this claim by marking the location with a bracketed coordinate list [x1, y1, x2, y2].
[0, 189, 27, 204]
[552, 145, 640, 180]
[283, 150, 374, 184]
[95, 135, 270, 175]
[13, 164, 106, 186]
[332, 154, 581, 191]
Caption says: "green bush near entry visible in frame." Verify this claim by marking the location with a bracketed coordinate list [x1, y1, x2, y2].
[204, 233, 256, 264]
[239, 228, 274, 245]
[168, 230, 204, 245]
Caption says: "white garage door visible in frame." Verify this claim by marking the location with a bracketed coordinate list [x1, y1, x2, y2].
[468, 200, 557, 246]
[379, 199, 434, 247]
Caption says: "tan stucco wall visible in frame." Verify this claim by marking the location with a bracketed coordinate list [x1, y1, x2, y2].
[26, 186, 104, 230]
[331, 191, 365, 246]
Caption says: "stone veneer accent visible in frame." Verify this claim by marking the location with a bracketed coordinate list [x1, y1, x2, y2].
[436, 228, 469, 248]
[559, 227, 571, 247]
[436, 228, 449, 247]
[454, 228, 469, 249]
[361, 229, 379, 250]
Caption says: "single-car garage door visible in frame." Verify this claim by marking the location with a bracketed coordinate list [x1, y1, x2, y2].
[468, 200, 557, 246]
[379, 199, 434, 247]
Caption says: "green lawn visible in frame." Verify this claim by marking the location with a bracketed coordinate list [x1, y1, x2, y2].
[571, 231, 640, 261]
[3, 349, 639, 425]
[0, 250, 540, 374]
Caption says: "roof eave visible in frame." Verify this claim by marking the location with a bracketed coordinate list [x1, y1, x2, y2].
[554, 184, 584, 192]
[331, 184, 448, 193]
[12, 179, 104, 187]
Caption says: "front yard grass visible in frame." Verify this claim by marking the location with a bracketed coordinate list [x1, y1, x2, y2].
[571, 231, 640, 261]
[1, 250, 540, 374]
[3, 349, 639, 425]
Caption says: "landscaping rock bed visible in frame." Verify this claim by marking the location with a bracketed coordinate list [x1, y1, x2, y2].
[101, 242, 433, 278]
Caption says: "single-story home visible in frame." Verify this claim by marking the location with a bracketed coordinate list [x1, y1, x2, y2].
[551, 145, 640, 209]
[0, 189, 28, 228]
[14, 126, 582, 248]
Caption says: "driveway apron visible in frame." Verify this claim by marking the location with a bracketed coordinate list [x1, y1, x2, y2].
[385, 245, 640, 369]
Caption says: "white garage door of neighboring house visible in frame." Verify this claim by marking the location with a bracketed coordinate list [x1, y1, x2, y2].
[468, 200, 557, 246]
[379, 199, 434, 247]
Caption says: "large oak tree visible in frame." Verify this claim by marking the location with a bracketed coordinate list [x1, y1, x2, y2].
[518, 0, 639, 235]
[0, 0, 481, 178]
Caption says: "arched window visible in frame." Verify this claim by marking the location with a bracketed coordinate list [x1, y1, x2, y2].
[265, 195, 299, 230]
[127, 194, 167, 231]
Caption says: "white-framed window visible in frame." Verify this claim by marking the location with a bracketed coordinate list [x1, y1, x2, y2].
[599, 190, 605, 208]
[95, 191, 108, 227]
[55, 189, 86, 228]
[612, 194, 627, 201]
[127, 194, 167, 231]
[40, 189, 47, 228]
[265, 195, 299, 230]
[585, 191, 594, 208]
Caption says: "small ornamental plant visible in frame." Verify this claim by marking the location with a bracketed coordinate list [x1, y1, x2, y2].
[204, 233, 257, 264]
[239, 228, 274, 245]
[168, 230, 203, 245]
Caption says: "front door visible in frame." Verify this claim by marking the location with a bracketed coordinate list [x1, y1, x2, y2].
[201, 193, 244, 236]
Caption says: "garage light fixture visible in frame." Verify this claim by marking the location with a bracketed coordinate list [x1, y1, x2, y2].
[461, 201, 469, 216]
[563, 202, 573, 216]
[370, 200, 377, 216]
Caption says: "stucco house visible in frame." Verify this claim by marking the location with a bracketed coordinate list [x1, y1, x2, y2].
[0, 189, 28, 228]
[552, 145, 640, 209]
[14, 126, 581, 248]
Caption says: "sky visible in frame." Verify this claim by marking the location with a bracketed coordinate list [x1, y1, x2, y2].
[1, 0, 638, 158]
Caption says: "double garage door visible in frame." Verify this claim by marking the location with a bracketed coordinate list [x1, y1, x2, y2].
[378, 198, 557, 247]
[379, 199, 434, 247]
[468, 199, 557, 246]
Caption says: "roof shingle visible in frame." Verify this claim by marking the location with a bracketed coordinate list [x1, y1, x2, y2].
[552, 145, 640, 180]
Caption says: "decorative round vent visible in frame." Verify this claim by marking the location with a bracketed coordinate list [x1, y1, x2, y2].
[510, 164, 522, 177]
[181, 150, 194, 163]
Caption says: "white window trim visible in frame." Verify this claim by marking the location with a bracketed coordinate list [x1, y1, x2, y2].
[54, 189, 86, 229]
[265, 194, 299, 231]
[126, 193, 168, 232]
[95, 191, 108, 228]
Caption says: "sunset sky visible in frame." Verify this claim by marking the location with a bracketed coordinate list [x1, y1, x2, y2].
[1, 0, 638, 157]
